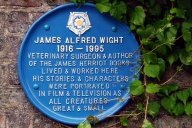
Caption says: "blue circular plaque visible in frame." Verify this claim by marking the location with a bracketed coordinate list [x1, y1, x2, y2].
[18, 3, 140, 125]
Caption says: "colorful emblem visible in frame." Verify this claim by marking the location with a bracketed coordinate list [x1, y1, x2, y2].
[67, 12, 91, 36]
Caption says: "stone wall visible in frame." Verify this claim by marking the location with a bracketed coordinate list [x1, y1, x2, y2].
[0, 1, 71, 128]
[0, 0, 192, 128]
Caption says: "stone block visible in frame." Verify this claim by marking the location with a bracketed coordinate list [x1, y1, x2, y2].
[0, 61, 9, 88]
[29, 12, 43, 23]
[5, 111, 30, 128]
[0, 36, 21, 59]
[0, 64, 6, 87]
[7, 36, 22, 59]
[0, 36, 6, 59]
[154, 115, 181, 128]
[1, 88, 34, 113]
[8, 62, 20, 85]
[7, 21, 29, 34]
[0, 0, 43, 7]
[45, 0, 66, 6]
[0, 12, 5, 36]
[0, 113, 6, 128]
[33, 114, 53, 128]
[8, 11, 29, 22]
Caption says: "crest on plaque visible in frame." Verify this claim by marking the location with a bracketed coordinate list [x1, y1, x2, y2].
[67, 12, 91, 36]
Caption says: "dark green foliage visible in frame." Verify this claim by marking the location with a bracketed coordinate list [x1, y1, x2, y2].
[142, 119, 154, 128]
[159, 84, 179, 96]
[161, 96, 176, 114]
[176, 90, 190, 105]
[185, 103, 192, 116]
[96, 0, 127, 20]
[77, 121, 91, 128]
[172, 102, 185, 116]
[73, 0, 86, 4]
[146, 83, 160, 94]
[120, 117, 129, 126]
[130, 80, 145, 96]
[73, 0, 192, 127]
[148, 101, 160, 117]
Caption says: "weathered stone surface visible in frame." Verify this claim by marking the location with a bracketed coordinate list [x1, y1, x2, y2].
[5, 112, 30, 128]
[0, 0, 43, 7]
[154, 115, 192, 128]
[7, 21, 29, 34]
[7, 36, 22, 59]
[0, 36, 7, 59]
[33, 114, 55, 128]
[45, 0, 66, 6]
[0, 36, 21, 59]
[173, 71, 192, 88]
[0, 113, 6, 128]
[8, 62, 20, 85]
[1, 89, 27, 112]
[8, 11, 29, 22]
[161, 67, 192, 88]
[0, 64, 6, 87]
[0, 61, 9, 87]
[29, 13, 43, 23]
[7, 11, 29, 22]
[0, 12, 5, 36]
[0, 36, 4, 52]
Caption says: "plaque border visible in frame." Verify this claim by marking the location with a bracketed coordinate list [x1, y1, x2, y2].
[18, 3, 139, 125]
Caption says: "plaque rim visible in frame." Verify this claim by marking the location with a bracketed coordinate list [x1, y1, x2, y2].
[18, 3, 139, 125]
